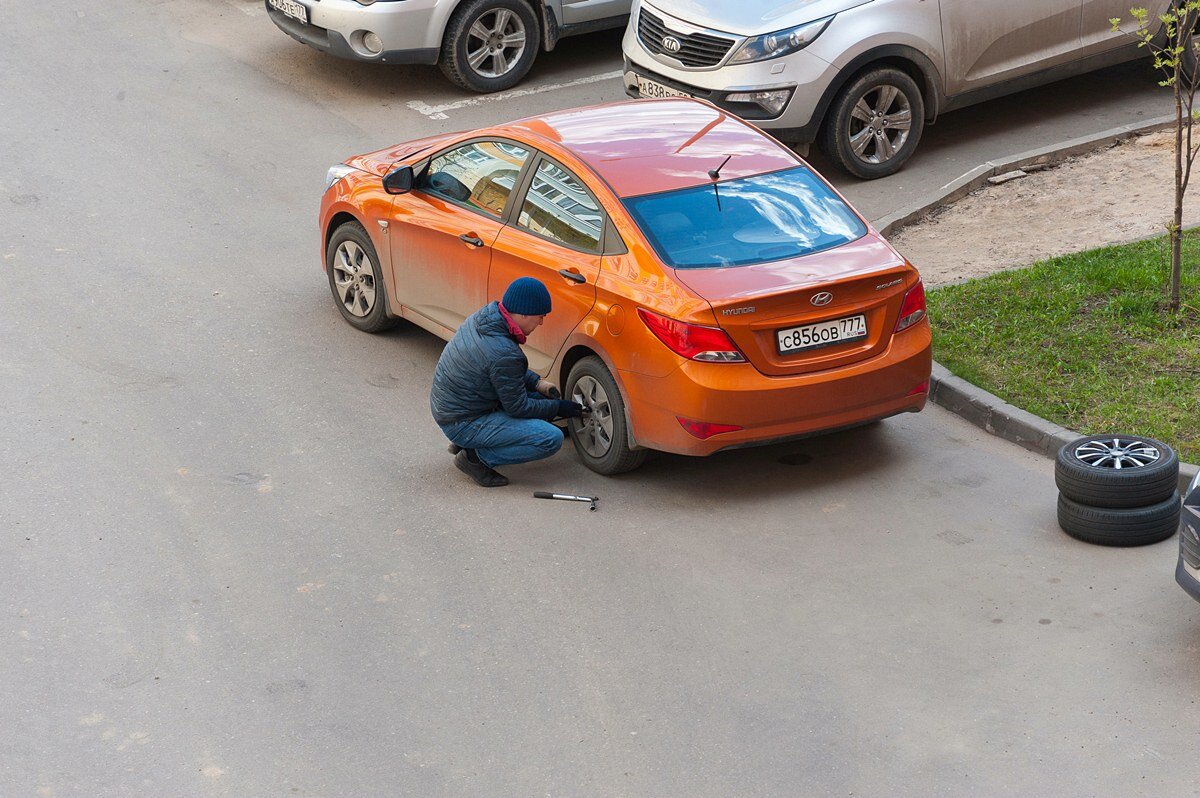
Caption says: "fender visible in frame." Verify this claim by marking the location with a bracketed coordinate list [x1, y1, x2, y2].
[554, 326, 645, 451]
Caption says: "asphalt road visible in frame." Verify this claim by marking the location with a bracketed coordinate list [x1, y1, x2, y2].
[2, 2, 1198, 796]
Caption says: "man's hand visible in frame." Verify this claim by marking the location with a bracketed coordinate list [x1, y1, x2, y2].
[536, 379, 560, 399]
[556, 400, 586, 419]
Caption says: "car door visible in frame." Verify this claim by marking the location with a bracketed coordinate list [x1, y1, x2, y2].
[1080, 0, 1172, 56]
[487, 156, 605, 376]
[388, 139, 532, 332]
[939, 0, 1083, 96]
[560, 0, 629, 25]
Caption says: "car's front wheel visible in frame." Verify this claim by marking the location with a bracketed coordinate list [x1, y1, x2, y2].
[565, 356, 647, 475]
[439, 0, 539, 93]
[819, 67, 925, 180]
[325, 221, 397, 333]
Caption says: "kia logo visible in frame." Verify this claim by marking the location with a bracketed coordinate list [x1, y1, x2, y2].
[662, 35, 682, 53]
[810, 291, 833, 306]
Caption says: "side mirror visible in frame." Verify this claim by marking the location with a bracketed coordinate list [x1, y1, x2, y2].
[383, 165, 414, 195]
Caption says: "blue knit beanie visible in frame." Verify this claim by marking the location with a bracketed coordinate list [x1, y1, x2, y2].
[502, 277, 552, 316]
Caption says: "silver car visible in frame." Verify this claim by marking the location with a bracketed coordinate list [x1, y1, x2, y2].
[265, 0, 630, 92]
[622, 0, 1173, 178]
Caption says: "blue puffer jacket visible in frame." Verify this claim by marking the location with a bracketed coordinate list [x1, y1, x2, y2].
[429, 302, 561, 426]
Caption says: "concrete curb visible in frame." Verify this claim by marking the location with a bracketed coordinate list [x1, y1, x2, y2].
[928, 364, 1198, 495]
[885, 115, 1197, 494]
[874, 114, 1176, 237]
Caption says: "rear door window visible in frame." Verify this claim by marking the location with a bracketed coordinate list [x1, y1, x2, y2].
[417, 140, 530, 218]
[515, 159, 604, 253]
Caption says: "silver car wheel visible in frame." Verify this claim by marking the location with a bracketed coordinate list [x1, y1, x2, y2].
[465, 8, 527, 78]
[332, 240, 376, 318]
[570, 375, 614, 458]
[1074, 438, 1162, 469]
[846, 84, 913, 165]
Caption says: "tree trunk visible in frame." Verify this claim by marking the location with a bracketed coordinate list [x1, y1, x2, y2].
[1174, 84, 1184, 314]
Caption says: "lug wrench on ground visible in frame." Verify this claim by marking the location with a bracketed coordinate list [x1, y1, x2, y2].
[534, 491, 599, 511]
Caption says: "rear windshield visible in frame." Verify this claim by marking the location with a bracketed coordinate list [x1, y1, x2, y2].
[622, 167, 867, 269]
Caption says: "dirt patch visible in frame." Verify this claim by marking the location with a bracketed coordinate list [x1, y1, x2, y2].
[890, 128, 1200, 287]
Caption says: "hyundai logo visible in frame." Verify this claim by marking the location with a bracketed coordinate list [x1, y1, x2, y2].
[661, 35, 682, 53]
[810, 291, 833, 306]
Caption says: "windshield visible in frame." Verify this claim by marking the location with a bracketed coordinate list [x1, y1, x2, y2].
[622, 167, 867, 269]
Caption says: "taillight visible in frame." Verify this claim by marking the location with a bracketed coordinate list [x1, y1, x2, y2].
[637, 308, 746, 362]
[894, 281, 927, 332]
[677, 417, 744, 439]
[907, 380, 929, 396]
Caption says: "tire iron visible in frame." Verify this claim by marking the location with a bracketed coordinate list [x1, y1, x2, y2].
[534, 491, 598, 512]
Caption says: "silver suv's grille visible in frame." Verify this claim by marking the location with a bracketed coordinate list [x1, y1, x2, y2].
[637, 8, 735, 68]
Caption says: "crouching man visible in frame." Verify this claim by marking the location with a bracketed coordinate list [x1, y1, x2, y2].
[430, 277, 585, 487]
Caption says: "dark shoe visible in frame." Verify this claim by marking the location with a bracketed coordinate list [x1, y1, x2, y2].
[447, 442, 462, 455]
[454, 449, 509, 487]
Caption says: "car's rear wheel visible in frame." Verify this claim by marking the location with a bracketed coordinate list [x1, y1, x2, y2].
[326, 221, 397, 333]
[440, 0, 539, 93]
[565, 356, 647, 475]
[819, 67, 925, 179]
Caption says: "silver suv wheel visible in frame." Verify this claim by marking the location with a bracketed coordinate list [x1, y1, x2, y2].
[820, 66, 925, 180]
[440, 0, 539, 93]
[465, 9, 527, 79]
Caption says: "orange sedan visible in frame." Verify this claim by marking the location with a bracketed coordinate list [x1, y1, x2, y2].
[319, 98, 931, 474]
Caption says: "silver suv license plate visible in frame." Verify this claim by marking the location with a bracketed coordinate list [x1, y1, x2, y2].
[637, 77, 690, 99]
[269, 0, 307, 24]
[777, 314, 867, 354]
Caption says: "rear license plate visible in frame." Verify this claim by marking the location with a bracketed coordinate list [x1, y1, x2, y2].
[268, 0, 307, 24]
[777, 314, 867, 354]
[637, 76, 691, 99]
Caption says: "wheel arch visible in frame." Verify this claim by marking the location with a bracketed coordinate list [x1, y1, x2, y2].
[324, 211, 363, 261]
[813, 45, 944, 134]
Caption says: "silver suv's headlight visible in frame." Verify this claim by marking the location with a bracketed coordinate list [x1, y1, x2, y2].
[325, 164, 356, 191]
[727, 16, 833, 65]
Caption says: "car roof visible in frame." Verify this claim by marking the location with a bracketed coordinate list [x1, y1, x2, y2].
[498, 98, 800, 198]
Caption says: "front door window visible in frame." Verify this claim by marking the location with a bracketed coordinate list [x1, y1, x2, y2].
[418, 140, 530, 218]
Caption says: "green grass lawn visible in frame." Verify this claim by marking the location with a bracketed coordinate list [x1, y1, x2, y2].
[926, 233, 1200, 463]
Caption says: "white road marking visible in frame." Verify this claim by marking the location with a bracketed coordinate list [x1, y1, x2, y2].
[407, 69, 625, 120]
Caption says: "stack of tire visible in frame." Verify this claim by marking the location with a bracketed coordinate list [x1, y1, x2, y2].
[1055, 434, 1181, 546]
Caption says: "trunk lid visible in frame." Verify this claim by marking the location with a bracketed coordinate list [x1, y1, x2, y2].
[671, 232, 917, 377]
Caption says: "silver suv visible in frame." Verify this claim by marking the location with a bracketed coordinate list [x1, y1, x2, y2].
[622, 0, 1172, 178]
[265, 0, 630, 92]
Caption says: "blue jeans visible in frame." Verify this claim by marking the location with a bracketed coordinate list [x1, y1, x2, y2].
[441, 404, 563, 469]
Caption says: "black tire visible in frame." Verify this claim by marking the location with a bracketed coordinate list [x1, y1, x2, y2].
[439, 0, 539, 93]
[1057, 491, 1181, 547]
[565, 356, 647, 475]
[818, 67, 925, 180]
[325, 221, 398, 333]
[1054, 434, 1178, 508]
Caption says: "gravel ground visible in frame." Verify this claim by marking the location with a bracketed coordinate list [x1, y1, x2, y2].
[890, 128, 1200, 286]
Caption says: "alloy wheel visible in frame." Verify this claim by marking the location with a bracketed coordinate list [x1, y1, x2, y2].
[465, 8, 526, 78]
[570, 375, 614, 458]
[846, 84, 912, 165]
[1073, 438, 1162, 469]
[332, 240, 376, 318]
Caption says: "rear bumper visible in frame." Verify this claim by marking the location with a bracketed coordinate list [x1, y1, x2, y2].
[619, 323, 932, 456]
[265, 0, 442, 64]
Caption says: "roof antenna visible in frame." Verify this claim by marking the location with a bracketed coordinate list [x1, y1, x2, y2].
[708, 155, 731, 212]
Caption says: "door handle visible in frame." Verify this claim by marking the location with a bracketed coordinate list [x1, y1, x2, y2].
[558, 269, 586, 284]
[458, 233, 484, 248]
